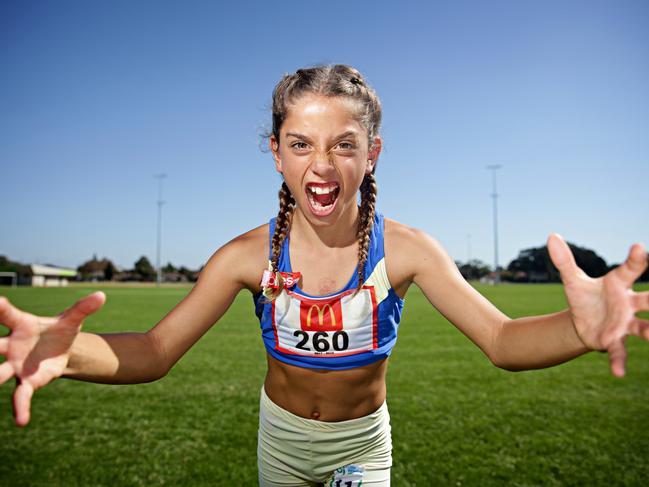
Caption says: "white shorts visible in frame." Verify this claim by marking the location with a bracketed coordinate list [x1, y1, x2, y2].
[257, 386, 392, 486]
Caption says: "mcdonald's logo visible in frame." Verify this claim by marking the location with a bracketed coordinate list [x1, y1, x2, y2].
[299, 299, 343, 331]
[307, 304, 335, 329]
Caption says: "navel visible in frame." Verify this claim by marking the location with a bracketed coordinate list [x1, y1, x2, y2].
[310, 409, 321, 420]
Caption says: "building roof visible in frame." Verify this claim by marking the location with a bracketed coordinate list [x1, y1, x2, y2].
[31, 264, 77, 277]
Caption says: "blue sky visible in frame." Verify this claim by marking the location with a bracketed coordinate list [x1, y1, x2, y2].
[1, 0, 647, 271]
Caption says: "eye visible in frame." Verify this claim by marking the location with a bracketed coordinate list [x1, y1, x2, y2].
[291, 141, 309, 151]
[335, 141, 356, 151]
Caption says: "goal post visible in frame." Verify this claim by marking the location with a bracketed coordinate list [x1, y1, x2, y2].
[0, 271, 17, 287]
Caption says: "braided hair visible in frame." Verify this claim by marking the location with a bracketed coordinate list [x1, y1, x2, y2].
[356, 172, 378, 292]
[270, 182, 295, 274]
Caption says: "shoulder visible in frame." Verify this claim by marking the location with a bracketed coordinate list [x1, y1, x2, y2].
[383, 217, 457, 293]
[383, 217, 449, 261]
[200, 223, 270, 293]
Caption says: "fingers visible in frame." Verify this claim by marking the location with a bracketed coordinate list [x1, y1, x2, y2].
[631, 291, 649, 311]
[607, 339, 627, 378]
[13, 380, 34, 427]
[0, 296, 22, 330]
[614, 243, 648, 286]
[547, 234, 583, 284]
[630, 318, 649, 341]
[603, 313, 648, 377]
[0, 360, 14, 385]
[60, 292, 106, 325]
[0, 336, 7, 355]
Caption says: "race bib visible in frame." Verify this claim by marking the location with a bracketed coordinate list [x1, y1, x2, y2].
[328, 464, 365, 487]
[271, 287, 378, 357]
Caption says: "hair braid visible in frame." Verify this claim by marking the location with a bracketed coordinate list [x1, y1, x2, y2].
[356, 172, 377, 292]
[271, 182, 295, 273]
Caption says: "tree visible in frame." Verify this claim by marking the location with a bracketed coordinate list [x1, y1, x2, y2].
[163, 262, 177, 273]
[456, 259, 491, 281]
[178, 266, 198, 282]
[104, 261, 116, 281]
[77, 256, 117, 281]
[134, 256, 156, 281]
[0, 255, 30, 280]
[507, 242, 608, 282]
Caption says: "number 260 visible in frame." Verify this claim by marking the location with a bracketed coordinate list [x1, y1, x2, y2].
[293, 330, 349, 352]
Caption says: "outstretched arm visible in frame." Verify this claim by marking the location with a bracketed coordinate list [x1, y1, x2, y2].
[0, 228, 265, 426]
[390, 224, 648, 374]
[64, 240, 248, 383]
[491, 235, 648, 374]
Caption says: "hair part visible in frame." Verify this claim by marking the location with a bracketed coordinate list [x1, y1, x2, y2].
[267, 65, 382, 298]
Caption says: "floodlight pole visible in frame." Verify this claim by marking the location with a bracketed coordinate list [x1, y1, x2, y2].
[486, 165, 502, 284]
[155, 174, 167, 287]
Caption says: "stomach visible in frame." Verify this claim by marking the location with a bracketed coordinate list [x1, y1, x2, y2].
[263, 353, 389, 422]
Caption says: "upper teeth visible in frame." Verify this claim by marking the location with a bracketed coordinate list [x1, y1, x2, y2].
[309, 185, 337, 195]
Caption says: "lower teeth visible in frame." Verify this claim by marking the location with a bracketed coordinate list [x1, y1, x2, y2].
[308, 192, 334, 210]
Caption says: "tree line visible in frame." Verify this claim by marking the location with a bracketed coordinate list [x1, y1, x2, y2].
[76, 255, 201, 282]
[0, 255, 201, 283]
[2, 241, 648, 285]
[456, 242, 649, 283]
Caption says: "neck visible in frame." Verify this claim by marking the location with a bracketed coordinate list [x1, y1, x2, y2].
[291, 204, 359, 249]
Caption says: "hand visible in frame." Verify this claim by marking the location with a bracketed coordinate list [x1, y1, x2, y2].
[548, 234, 649, 377]
[0, 292, 105, 426]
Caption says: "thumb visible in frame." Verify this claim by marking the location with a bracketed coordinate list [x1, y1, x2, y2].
[547, 234, 580, 284]
[59, 292, 106, 325]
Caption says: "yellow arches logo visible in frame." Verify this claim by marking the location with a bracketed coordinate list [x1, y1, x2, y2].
[306, 304, 336, 329]
[299, 300, 343, 331]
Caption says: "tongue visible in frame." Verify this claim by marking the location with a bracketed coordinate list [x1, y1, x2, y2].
[313, 192, 336, 206]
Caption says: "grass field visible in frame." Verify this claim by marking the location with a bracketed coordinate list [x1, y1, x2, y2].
[1, 283, 648, 486]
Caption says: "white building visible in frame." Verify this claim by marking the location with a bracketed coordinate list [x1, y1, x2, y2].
[30, 264, 77, 287]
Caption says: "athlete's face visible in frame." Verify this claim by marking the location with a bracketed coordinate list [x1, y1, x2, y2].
[270, 94, 381, 226]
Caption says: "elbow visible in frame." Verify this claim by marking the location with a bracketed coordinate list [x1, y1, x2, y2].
[485, 325, 525, 372]
[144, 332, 173, 382]
[486, 349, 508, 371]
[489, 355, 526, 372]
[143, 363, 170, 383]
[487, 345, 533, 372]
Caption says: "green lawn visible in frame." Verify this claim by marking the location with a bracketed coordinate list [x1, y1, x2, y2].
[1, 284, 648, 486]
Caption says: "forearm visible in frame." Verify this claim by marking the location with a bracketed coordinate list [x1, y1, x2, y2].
[492, 309, 591, 371]
[63, 331, 167, 384]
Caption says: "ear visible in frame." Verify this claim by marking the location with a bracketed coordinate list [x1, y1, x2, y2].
[366, 136, 382, 174]
[270, 135, 282, 173]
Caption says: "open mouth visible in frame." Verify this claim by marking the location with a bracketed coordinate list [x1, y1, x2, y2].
[305, 182, 340, 216]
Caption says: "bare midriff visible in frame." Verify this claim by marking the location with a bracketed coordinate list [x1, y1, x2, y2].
[264, 353, 388, 422]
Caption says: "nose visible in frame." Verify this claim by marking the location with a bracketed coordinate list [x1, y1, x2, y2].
[309, 148, 335, 176]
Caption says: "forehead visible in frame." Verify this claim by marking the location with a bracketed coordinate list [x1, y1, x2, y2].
[282, 94, 365, 137]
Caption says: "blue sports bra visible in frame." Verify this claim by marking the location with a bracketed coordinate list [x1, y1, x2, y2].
[253, 213, 404, 370]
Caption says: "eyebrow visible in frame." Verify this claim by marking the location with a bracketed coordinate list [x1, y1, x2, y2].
[285, 131, 359, 141]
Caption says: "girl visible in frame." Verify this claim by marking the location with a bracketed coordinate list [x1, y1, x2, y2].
[1, 64, 648, 487]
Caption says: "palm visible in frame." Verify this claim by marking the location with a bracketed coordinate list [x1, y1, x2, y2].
[548, 234, 649, 376]
[0, 292, 105, 426]
[9, 314, 76, 386]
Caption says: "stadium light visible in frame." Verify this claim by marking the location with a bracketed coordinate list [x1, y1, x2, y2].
[486, 165, 502, 284]
[155, 174, 167, 287]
